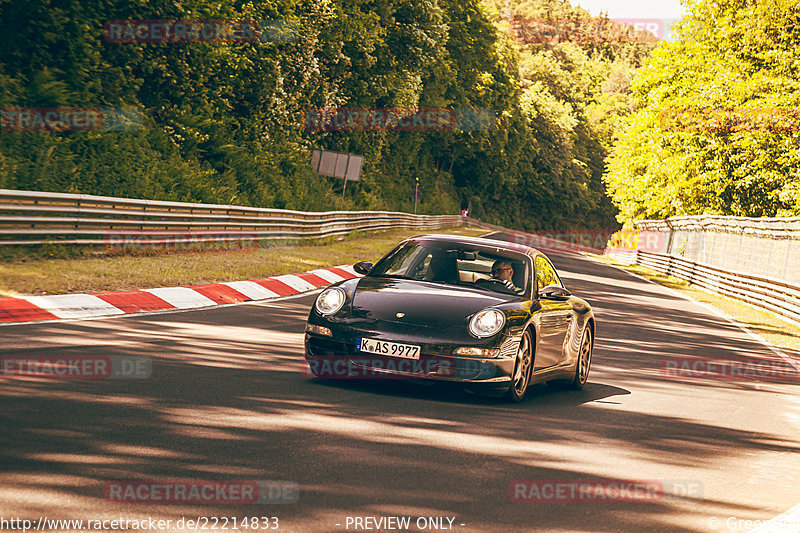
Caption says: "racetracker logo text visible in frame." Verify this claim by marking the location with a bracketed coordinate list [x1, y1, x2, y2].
[304, 108, 496, 132]
[661, 356, 799, 382]
[511, 229, 621, 253]
[510, 479, 704, 503]
[104, 20, 298, 43]
[0, 355, 151, 380]
[658, 107, 800, 133]
[104, 480, 298, 504]
[105, 232, 260, 253]
[0, 107, 143, 132]
[506, 18, 668, 43]
[105, 20, 257, 43]
[305, 358, 487, 379]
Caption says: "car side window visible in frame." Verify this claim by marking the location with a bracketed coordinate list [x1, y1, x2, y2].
[413, 253, 433, 280]
[536, 256, 562, 292]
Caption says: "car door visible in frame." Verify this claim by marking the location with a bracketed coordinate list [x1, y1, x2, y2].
[534, 255, 572, 369]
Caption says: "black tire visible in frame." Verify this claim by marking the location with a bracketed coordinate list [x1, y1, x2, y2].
[569, 326, 593, 390]
[504, 330, 533, 402]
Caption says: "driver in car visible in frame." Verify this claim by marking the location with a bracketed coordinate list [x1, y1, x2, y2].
[490, 260, 524, 295]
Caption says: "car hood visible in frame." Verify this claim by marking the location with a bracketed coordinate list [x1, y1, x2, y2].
[351, 276, 511, 328]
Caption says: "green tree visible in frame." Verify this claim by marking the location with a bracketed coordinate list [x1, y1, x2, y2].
[605, 0, 800, 221]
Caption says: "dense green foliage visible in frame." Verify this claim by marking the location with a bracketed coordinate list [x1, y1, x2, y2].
[605, 0, 800, 221]
[0, 0, 652, 229]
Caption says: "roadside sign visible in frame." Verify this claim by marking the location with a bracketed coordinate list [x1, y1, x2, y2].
[311, 149, 362, 182]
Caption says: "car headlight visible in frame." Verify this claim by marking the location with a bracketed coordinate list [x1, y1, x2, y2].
[315, 287, 346, 316]
[469, 309, 506, 338]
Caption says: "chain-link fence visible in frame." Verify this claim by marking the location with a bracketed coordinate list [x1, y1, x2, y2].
[632, 216, 800, 324]
[637, 216, 800, 285]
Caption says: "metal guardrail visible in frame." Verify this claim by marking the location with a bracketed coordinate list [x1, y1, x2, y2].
[0, 189, 482, 246]
[635, 250, 800, 325]
[603, 247, 637, 265]
[14, 189, 795, 323]
[637, 215, 800, 285]
[628, 215, 800, 325]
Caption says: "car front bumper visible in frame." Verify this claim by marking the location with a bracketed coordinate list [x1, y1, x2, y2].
[303, 321, 520, 389]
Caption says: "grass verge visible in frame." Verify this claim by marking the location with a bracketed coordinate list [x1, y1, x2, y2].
[0, 226, 487, 297]
[590, 253, 800, 357]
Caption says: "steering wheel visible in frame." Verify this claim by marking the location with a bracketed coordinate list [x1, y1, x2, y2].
[475, 277, 519, 295]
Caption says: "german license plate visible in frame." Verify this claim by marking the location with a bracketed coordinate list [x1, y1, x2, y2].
[356, 338, 421, 360]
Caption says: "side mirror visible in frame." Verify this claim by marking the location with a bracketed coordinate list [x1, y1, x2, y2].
[353, 261, 374, 275]
[538, 284, 571, 300]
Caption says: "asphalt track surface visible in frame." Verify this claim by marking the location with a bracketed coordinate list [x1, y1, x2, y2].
[1, 249, 799, 533]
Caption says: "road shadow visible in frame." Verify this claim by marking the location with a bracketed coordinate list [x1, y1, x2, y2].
[1, 271, 798, 532]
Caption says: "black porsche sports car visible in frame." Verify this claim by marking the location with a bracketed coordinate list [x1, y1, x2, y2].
[304, 234, 595, 401]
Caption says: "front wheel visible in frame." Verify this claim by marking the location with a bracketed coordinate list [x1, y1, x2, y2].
[504, 330, 533, 402]
[569, 326, 593, 389]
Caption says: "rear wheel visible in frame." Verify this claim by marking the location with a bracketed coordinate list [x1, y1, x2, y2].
[504, 330, 533, 402]
[569, 326, 593, 389]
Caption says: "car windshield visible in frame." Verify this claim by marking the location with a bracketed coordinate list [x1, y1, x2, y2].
[369, 241, 529, 296]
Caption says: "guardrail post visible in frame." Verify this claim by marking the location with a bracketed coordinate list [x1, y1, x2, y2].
[665, 219, 675, 256]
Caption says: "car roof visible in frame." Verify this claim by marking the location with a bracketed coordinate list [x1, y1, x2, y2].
[406, 233, 541, 257]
